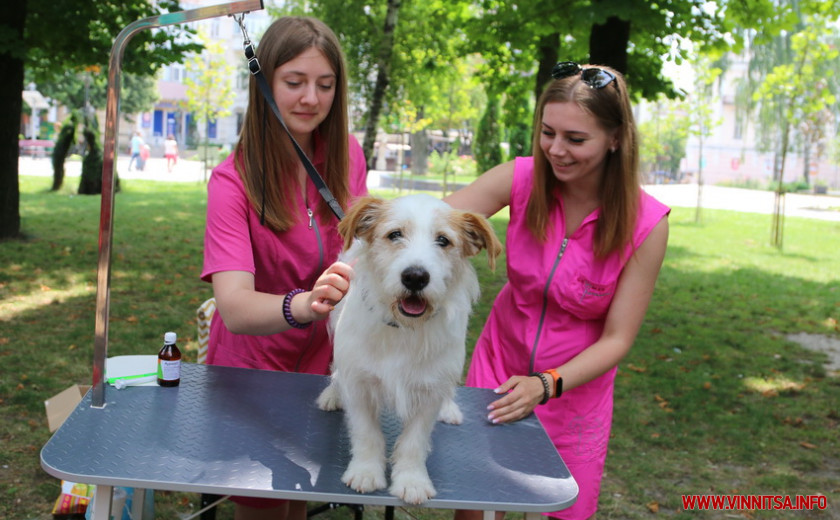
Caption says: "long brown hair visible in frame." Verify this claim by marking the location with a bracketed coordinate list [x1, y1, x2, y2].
[235, 16, 351, 231]
[527, 64, 639, 257]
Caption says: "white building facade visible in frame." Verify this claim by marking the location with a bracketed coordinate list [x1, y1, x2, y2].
[128, 1, 273, 155]
[679, 55, 839, 190]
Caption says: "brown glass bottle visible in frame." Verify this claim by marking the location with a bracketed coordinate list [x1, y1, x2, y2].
[157, 331, 181, 387]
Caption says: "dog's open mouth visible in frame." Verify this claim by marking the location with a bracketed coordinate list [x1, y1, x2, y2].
[398, 295, 428, 317]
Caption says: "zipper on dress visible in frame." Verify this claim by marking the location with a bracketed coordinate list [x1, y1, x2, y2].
[529, 237, 569, 374]
[295, 203, 325, 372]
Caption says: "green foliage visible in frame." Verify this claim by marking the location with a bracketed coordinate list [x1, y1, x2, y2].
[33, 70, 159, 121]
[276, 0, 480, 135]
[502, 89, 532, 161]
[183, 28, 235, 134]
[638, 96, 692, 180]
[24, 0, 202, 86]
[750, 12, 838, 164]
[427, 149, 477, 178]
[474, 94, 503, 174]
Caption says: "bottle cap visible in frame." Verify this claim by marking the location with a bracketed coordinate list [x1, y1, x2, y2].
[164, 332, 177, 344]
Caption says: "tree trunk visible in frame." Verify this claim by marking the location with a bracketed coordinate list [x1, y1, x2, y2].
[0, 1, 27, 239]
[362, 0, 401, 170]
[589, 16, 630, 74]
[801, 141, 811, 186]
[771, 123, 789, 249]
[411, 129, 428, 175]
[534, 32, 560, 105]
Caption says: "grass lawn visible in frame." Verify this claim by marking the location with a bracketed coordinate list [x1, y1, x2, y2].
[1, 175, 838, 519]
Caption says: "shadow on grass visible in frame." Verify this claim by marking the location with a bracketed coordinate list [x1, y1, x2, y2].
[603, 263, 840, 518]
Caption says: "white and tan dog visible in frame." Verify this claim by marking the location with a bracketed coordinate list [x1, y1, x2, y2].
[317, 194, 501, 504]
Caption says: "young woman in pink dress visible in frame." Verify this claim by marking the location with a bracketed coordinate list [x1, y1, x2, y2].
[446, 62, 670, 520]
[201, 17, 368, 520]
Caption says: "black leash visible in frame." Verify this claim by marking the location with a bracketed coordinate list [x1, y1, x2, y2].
[235, 14, 345, 222]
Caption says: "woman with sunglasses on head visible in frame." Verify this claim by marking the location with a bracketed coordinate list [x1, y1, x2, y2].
[201, 16, 367, 520]
[446, 63, 669, 520]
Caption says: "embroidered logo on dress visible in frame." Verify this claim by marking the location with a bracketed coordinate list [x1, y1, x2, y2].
[578, 280, 612, 303]
[569, 414, 608, 461]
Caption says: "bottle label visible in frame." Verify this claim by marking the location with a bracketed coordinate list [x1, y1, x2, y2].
[158, 359, 180, 381]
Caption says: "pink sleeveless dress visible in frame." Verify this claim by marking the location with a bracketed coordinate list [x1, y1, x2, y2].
[466, 157, 669, 519]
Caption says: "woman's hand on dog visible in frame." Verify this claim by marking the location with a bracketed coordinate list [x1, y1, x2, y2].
[485, 375, 545, 424]
[295, 261, 355, 322]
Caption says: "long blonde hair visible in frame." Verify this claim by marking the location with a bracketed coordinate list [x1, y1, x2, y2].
[527, 64, 639, 257]
[235, 16, 351, 231]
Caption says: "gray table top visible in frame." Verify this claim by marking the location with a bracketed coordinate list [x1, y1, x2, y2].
[41, 363, 578, 511]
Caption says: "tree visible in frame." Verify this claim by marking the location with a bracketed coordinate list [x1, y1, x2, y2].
[0, 3, 26, 239]
[35, 68, 159, 126]
[638, 96, 691, 183]
[278, 0, 474, 167]
[0, 0, 200, 239]
[753, 22, 837, 248]
[685, 58, 723, 224]
[474, 93, 503, 174]
[183, 28, 235, 179]
[466, 0, 728, 110]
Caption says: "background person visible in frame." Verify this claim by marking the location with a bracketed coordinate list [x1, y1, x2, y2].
[446, 62, 670, 520]
[137, 143, 150, 172]
[128, 130, 144, 171]
[200, 16, 368, 520]
[164, 134, 178, 172]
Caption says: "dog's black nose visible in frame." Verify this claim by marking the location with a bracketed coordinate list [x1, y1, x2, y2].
[401, 266, 429, 291]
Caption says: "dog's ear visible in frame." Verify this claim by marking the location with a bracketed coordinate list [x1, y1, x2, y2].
[452, 211, 503, 270]
[338, 197, 387, 251]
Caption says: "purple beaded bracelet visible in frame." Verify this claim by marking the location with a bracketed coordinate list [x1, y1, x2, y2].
[283, 288, 310, 329]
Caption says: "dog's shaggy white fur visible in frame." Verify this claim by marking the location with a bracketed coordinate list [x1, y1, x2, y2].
[317, 194, 502, 504]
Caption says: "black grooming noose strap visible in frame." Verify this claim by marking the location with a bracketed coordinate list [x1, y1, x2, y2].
[235, 14, 345, 222]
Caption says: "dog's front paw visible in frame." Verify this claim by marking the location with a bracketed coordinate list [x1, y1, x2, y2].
[389, 469, 436, 504]
[316, 382, 342, 411]
[341, 459, 387, 493]
[437, 398, 463, 424]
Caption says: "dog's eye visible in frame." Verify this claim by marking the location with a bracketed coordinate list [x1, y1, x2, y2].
[387, 230, 403, 241]
[435, 235, 451, 247]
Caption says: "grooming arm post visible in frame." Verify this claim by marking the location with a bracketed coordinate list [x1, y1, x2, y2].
[92, 1, 264, 408]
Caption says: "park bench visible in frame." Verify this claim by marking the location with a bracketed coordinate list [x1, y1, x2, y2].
[19, 139, 55, 158]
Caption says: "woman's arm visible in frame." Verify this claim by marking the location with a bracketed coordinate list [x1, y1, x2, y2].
[212, 261, 354, 335]
[486, 216, 670, 423]
[443, 160, 514, 217]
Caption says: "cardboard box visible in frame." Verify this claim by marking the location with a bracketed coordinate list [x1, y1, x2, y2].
[45, 384, 91, 432]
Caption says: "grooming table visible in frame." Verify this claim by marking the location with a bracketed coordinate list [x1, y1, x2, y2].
[42, 363, 577, 519]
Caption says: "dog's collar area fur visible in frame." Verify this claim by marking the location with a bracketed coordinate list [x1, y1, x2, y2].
[362, 287, 401, 328]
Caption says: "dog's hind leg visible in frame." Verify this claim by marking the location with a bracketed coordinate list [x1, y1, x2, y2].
[389, 402, 440, 504]
[341, 389, 388, 493]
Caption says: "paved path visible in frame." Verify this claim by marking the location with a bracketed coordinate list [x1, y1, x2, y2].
[643, 183, 840, 222]
[19, 157, 840, 221]
[20, 155, 211, 184]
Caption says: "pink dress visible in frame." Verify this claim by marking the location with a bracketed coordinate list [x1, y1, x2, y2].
[466, 157, 669, 519]
[201, 134, 368, 375]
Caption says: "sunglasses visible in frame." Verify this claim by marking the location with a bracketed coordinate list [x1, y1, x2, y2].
[551, 61, 617, 89]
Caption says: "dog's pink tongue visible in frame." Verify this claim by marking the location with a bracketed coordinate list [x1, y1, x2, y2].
[400, 296, 427, 316]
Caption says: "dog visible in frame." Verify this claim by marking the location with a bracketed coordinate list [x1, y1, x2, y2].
[316, 194, 502, 504]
